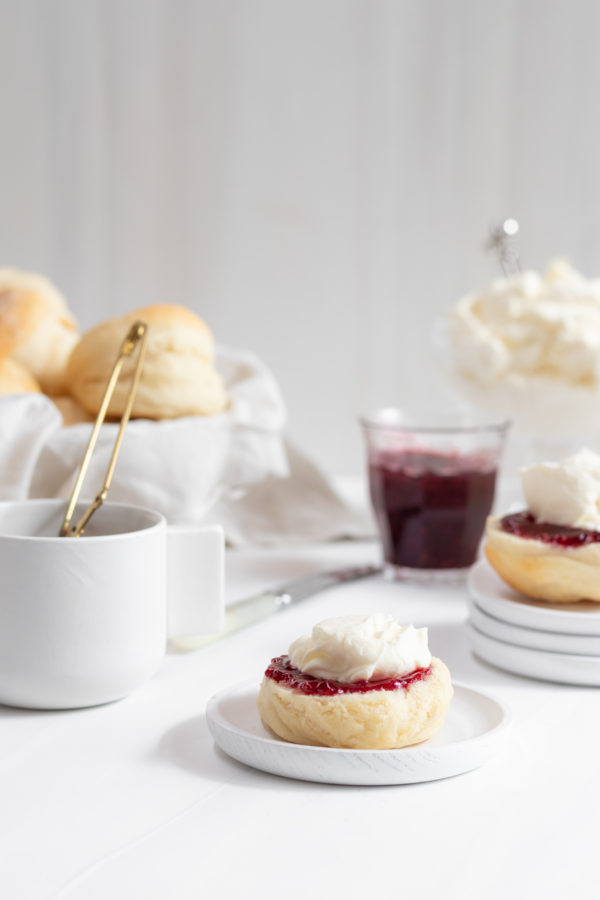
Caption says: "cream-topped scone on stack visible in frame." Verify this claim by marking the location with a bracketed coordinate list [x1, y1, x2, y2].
[257, 614, 453, 749]
[486, 449, 600, 603]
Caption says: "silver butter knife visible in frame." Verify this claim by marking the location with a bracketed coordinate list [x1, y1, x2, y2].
[171, 564, 381, 651]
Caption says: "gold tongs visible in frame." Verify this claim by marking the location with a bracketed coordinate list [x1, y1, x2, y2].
[59, 321, 148, 537]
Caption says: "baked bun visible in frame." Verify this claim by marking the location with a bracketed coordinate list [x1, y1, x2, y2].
[485, 515, 600, 603]
[0, 356, 42, 395]
[257, 657, 453, 749]
[66, 304, 228, 419]
[0, 269, 78, 395]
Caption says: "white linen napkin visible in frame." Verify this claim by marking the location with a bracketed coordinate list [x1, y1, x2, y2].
[0, 346, 373, 544]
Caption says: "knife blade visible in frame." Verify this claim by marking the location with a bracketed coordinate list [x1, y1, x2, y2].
[171, 563, 381, 652]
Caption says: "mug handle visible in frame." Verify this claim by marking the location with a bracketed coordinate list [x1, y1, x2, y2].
[166, 524, 225, 638]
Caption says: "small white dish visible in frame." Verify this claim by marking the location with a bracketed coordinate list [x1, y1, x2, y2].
[468, 561, 600, 636]
[466, 622, 600, 686]
[467, 597, 600, 656]
[206, 680, 511, 786]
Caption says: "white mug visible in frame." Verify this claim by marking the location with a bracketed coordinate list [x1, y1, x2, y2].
[0, 499, 224, 710]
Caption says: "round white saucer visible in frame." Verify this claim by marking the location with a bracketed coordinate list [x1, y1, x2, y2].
[206, 680, 511, 786]
[468, 561, 600, 636]
[466, 622, 600, 686]
[467, 597, 600, 656]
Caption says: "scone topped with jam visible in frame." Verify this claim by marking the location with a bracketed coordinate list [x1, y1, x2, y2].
[486, 449, 600, 602]
[257, 614, 452, 749]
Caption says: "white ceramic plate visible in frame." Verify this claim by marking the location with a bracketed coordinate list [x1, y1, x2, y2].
[466, 622, 600, 686]
[206, 680, 511, 786]
[467, 597, 600, 656]
[468, 561, 600, 636]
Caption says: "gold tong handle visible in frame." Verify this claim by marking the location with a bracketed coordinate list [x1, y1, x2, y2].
[59, 321, 148, 537]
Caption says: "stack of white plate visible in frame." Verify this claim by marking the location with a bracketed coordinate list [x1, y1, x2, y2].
[466, 561, 600, 686]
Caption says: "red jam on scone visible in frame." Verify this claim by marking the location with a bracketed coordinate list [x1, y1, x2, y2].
[485, 450, 600, 603]
[257, 615, 452, 749]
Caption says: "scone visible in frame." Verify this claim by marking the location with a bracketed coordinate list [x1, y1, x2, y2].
[257, 615, 453, 750]
[66, 304, 228, 419]
[485, 449, 600, 603]
[0, 268, 78, 395]
[0, 356, 42, 395]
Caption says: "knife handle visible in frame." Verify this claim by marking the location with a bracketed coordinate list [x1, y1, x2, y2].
[170, 590, 289, 652]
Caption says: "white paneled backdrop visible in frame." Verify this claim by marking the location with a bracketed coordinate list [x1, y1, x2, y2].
[2, 0, 600, 474]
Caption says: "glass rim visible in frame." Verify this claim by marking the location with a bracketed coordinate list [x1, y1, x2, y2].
[359, 407, 511, 436]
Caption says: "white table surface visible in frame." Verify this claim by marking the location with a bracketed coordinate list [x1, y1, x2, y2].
[2, 538, 599, 900]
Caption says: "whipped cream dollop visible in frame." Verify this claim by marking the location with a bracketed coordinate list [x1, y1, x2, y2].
[448, 260, 600, 437]
[288, 614, 431, 683]
[451, 259, 600, 386]
[521, 449, 600, 528]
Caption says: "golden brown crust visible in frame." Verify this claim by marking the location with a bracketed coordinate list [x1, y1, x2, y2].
[66, 304, 227, 419]
[0, 269, 78, 395]
[485, 515, 600, 603]
[129, 304, 216, 338]
[257, 657, 453, 749]
[0, 356, 42, 395]
[0, 290, 46, 359]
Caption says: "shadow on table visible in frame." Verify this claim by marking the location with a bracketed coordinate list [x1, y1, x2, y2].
[157, 715, 338, 792]
[158, 714, 229, 778]
[0, 703, 82, 718]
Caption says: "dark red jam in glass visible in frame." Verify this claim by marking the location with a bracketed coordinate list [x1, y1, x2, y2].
[500, 511, 600, 547]
[368, 450, 498, 570]
[264, 654, 431, 696]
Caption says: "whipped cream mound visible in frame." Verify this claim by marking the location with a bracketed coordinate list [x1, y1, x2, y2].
[288, 614, 432, 683]
[448, 260, 600, 436]
[451, 259, 600, 386]
[521, 449, 600, 529]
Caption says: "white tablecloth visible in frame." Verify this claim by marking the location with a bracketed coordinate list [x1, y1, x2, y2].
[2, 539, 599, 900]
